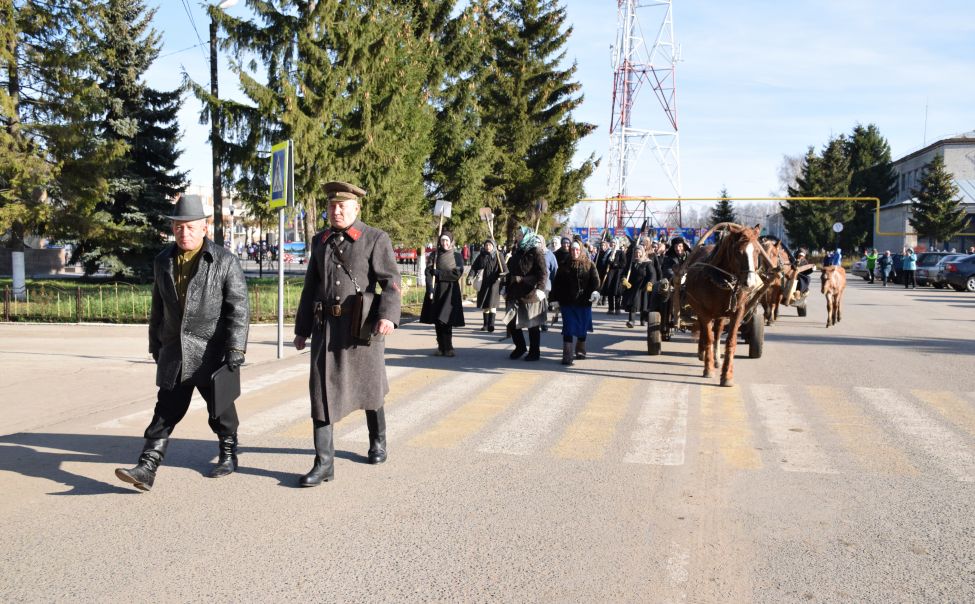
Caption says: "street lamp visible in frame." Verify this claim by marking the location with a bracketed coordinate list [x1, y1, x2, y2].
[209, 0, 238, 245]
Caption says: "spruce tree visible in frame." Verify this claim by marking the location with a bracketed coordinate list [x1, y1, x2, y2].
[710, 187, 736, 226]
[909, 154, 967, 249]
[845, 123, 897, 250]
[483, 0, 596, 241]
[77, 0, 186, 277]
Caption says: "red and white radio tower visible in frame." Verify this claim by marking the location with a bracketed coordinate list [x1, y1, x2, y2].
[605, 0, 682, 230]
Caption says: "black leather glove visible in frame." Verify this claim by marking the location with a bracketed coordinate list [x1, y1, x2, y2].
[225, 350, 245, 371]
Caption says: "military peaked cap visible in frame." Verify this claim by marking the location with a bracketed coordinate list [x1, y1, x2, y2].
[324, 181, 367, 202]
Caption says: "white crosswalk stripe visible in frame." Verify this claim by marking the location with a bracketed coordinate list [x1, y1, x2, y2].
[340, 370, 497, 444]
[856, 387, 975, 482]
[478, 373, 594, 456]
[623, 382, 689, 465]
[750, 383, 837, 474]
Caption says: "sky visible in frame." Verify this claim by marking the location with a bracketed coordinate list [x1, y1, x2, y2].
[146, 0, 975, 226]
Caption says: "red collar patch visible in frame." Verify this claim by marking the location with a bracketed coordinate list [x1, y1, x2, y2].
[346, 226, 362, 241]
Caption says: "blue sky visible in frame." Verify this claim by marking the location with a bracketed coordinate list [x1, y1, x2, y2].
[146, 1, 975, 223]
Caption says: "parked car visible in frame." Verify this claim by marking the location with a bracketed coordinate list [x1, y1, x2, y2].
[944, 254, 975, 292]
[927, 254, 967, 289]
[914, 252, 953, 286]
[850, 256, 870, 280]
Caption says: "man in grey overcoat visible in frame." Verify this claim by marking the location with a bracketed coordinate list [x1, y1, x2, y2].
[293, 181, 401, 487]
[115, 195, 249, 492]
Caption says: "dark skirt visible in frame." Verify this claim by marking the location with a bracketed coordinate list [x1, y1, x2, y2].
[561, 305, 593, 338]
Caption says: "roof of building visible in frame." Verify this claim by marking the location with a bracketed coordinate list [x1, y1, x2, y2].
[894, 131, 975, 166]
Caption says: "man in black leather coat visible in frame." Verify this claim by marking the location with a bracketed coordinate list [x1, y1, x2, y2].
[116, 195, 250, 492]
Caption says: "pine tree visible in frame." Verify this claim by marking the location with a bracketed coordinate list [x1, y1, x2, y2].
[76, 0, 186, 277]
[483, 0, 596, 241]
[710, 187, 736, 226]
[845, 123, 896, 250]
[909, 154, 967, 249]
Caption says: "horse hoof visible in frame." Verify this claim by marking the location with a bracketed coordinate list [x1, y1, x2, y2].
[703, 371, 713, 379]
[720, 378, 734, 387]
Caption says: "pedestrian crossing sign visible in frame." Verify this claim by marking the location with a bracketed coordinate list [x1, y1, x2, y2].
[269, 140, 294, 209]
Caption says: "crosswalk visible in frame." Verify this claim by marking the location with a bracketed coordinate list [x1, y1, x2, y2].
[92, 363, 975, 483]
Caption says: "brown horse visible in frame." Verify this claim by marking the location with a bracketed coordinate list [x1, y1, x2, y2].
[820, 265, 846, 327]
[679, 224, 777, 387]
[759, 238, 790, 326]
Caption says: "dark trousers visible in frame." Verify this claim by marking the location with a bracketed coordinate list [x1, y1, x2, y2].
[510, 324, 541, 351]
[903, 270, 916, 288]
[435, 322, 454, 352]
[867, 266, 875, 283]
[144, 379, 239, 439]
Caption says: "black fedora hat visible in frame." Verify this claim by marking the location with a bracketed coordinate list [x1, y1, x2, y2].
[167, 194, 210, 221]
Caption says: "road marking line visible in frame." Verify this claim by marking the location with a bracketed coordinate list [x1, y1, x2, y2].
[699, 385, 762, 470]
[622, 382, 689, 465]
[749, 384, 837, 474]
[552, 377, 634, 461]
[341, 370, 497, 444]
[238, 398, 308, 436]
[663, 540, 689, 604]
[807, 385, 918, 476]
[409, 371, 540, 449]
[911, 389, 975, 439]
[93, 363, 312, 429]
[857, 387, 975, 483]
[274, 366, 442, 439]
[478, 373, 593, 456]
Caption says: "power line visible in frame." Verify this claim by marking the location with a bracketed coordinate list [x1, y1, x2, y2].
[158, 42, 206, 60]
[179, 0, 210, 65]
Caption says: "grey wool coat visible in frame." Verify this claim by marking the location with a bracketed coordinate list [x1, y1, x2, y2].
[149, 238, 250, 390]
[295, 219, 402, 424]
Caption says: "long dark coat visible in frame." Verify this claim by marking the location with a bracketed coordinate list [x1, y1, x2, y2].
[504, 246, 548, 329]
[550, 259, 600, 308]
[600, 248, 625, 296]
[295, 220, 402, 424]
[149, 238, 249, 390]
[622, 259, 656, 313]
[470, 249, 503, 309]
[420, 250, 465, 326]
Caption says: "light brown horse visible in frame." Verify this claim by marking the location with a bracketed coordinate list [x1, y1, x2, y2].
[679, 224, 777, 387]
[820, 265, 846, 327]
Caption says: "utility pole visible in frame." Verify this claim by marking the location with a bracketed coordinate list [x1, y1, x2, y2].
[209, 0, 239, 245]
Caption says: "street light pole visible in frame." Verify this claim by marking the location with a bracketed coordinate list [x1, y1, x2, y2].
[209, 0, 238, 246]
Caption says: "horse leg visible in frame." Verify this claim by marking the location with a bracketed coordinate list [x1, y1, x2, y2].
[712, 319, 723, 369]
[836, 289, 843, 323]
[824, 293, 832, 327]
[721, 306, 746, 387]
[700, 318, 714, 379]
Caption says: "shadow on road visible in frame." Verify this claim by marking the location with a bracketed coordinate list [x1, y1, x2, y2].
[0, 432, 365, 495]
[764, 331, 975, 356]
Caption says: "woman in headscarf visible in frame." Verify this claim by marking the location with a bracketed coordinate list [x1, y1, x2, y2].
[550, 239, 601, 365]
[420, 231, 465, 356]
[503, 226, 548, 361]
[622, 244, 657, 328]
[468, 239, 503, 331]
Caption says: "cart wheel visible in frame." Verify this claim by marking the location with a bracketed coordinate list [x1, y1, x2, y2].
[647, 311, 662, 356]
[796, 304, 807, 317]
[748, 311, 764, 359]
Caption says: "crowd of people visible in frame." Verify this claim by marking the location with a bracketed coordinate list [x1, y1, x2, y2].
[420, 229, 693, 366]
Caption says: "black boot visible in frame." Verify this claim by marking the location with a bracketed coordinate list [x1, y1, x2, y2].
[510, 326, 527, 359]
[486, 312, 495, 333]
[525, 327, 541, 361]
[443, 325, 455, 357]
[626, 311, 635, 328]
[480, 312, 489, 331]
[115, 438, 169, 492]
[299, 421, 335, 487]
[208, 433, 238, 478]
[366, 408, 387, 464]
[561, 341, 574, 366]
[575, 339, 587, 359]
[433, 324, 445, 356]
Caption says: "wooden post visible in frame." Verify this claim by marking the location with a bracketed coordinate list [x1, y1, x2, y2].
[76, 287, 82, 323]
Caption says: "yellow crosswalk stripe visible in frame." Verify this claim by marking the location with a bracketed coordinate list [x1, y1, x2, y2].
[807, 385, 918, 476]
[276, 367, 449, 438]
[551, 377, 634, 460]
[699, 385, 762, 470]
[911, 389, 975, 439]
[408, 371, 541, 449]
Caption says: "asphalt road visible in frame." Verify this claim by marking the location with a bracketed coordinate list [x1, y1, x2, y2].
[1, 277, 973, 602]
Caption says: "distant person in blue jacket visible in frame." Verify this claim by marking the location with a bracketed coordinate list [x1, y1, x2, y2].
[902, 247, 917, 289]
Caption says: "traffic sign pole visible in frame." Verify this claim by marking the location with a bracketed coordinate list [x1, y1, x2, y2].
[269, 139, 294, 359]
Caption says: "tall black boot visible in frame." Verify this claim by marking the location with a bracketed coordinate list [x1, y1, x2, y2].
[525, 327, 541, 361]
[299, 421, 335, 487]
[626, 310, 635, 328]
[115, 438, 169, 492]
[510, 326, 527, 359]
[615, 296, 623, 314]
[433, 324, 445, 356]
[366, 408, 387, 464]
[486, 312, 495, 333]
[480, 312, 489, 331]
[443, 325, 455, 357]
[208, 433, 238, 478]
